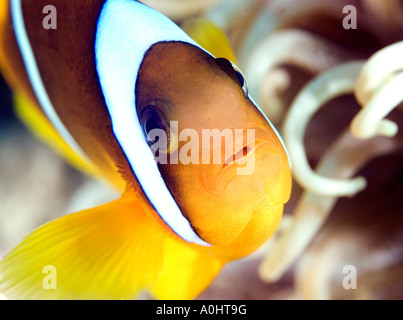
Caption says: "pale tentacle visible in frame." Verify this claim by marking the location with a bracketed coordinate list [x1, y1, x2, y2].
[294, 240, 346, 300]
[355, 42, 403, 105]
[260, 50, 403, 284]
[244, 30, 355, 123]
[283, 61, 367, 197]
[295, 226, 403, 299]
[295, 234, 366, 299]
[351, 72, 403, 139]
[351, 42, 403, 139]
[259, 131, 398, 282]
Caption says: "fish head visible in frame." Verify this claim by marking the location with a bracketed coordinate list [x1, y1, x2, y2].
[136, 41, 291, 259]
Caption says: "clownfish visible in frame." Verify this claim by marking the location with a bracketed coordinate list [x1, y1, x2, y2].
[0, 0, 291, 299]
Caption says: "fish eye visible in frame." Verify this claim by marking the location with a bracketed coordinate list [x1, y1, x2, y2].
[140, 105, 169, 149]
[215, 57, 249, 98]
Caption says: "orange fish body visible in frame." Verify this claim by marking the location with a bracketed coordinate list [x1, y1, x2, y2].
[0, 0, 291, 299]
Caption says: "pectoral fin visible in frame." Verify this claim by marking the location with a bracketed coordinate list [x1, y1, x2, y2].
[0, 192, 166, 300]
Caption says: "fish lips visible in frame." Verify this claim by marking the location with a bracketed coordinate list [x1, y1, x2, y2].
[198, 126, 286, 202]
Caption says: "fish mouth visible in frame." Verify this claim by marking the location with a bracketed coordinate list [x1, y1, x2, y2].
[220, 126, 276, 170]
[221, 140, 257, 170]
[199, 127, 279, 196]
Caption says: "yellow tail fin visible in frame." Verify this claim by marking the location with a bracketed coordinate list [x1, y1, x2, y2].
[0, 192, 166, 299]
